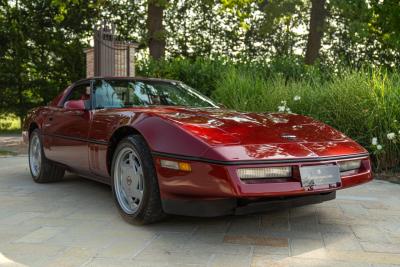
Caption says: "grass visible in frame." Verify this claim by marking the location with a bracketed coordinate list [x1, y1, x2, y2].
[213, 68, 400, 171]
[0, 114, 21, 134]
[0, 149, 17, 156]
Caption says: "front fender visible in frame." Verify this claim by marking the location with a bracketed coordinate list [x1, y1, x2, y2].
[133, 116, 211, 157]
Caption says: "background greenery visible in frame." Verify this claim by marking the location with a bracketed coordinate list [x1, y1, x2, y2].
[138, 58, 400, 171]
[1, 0, 399, 170]
[0, 114, 20, 133]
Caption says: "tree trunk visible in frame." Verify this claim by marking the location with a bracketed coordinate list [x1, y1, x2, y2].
[146, 0, 167, 60]
[305, 0, 326, 65]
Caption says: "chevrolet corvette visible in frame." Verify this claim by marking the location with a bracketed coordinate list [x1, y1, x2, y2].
[23, 77, 372, 224]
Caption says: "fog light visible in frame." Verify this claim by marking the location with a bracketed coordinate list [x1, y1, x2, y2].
[237, 167, 291, 179]
[160, 160, 191, 172]
[338, 160, 361, 172]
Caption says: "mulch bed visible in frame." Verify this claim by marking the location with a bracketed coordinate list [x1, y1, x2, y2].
[375, 171, 400, 184]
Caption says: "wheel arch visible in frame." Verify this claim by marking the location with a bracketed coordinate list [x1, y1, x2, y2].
[107, 126, 147, 176]
[28, 122, 39, 137]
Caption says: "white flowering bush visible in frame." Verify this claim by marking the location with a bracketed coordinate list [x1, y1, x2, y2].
[371, 137, 383, 154]
[277, 100, 292, 113]
[214, 68, 400, 171]
[387, 132, 396, 141]
[277, 96, 302, 114]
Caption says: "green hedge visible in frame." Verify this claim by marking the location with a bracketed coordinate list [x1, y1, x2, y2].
[137, 57, 228, 97]
[138, 58, 400, 171]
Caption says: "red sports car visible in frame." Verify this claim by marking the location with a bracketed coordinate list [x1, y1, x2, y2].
[23, 77, 372, 224]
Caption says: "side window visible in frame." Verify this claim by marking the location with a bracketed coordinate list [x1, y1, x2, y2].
[94, 80, 123, 108]
[63, 83, 91, 108]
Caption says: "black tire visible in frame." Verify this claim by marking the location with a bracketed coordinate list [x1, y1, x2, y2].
[111, 135, 166, 224]
[28, 129, 65, 183]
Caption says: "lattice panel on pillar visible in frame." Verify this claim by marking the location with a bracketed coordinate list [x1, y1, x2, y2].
[84, 22, 138, 78]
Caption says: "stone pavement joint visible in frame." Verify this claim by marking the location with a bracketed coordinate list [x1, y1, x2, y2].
[0, 156, 400, 267]
[15, 226, 63, 243]
[223, 235, 288, 247]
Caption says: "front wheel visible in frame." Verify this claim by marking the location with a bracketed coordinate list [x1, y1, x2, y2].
[29, 129, 65, 183]
[111, 135, 165, 224]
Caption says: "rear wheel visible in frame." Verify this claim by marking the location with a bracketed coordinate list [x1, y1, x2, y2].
[111, 135, 165, 224]
[29, 129, 65, 183]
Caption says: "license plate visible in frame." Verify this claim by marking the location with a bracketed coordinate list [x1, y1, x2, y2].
[300, 165, 340, 187]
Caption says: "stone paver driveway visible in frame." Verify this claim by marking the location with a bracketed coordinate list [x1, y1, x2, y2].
[0, 156, 400, 267]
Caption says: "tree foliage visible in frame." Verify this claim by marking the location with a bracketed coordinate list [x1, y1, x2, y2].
[0, 0, 101, 120]
[0, 0, 399, 119]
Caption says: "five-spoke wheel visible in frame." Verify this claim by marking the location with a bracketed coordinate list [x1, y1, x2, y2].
[28, 129, 65, 183]
[111, 135, 165, 224]
[29, 133, 42, 177]
[114, 147, 145, 214]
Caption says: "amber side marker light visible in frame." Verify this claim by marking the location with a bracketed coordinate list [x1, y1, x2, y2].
[160, 159, 192, 172]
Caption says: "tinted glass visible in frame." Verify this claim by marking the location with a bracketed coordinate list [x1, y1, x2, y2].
[63, 83, 91, 108]
[93, 79, 217, 109]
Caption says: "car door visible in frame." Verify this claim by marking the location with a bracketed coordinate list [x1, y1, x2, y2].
[88, 79, 125, 178]
[43, 81, 93, 173]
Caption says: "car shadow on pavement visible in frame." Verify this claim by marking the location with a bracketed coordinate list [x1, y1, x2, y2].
[58, 174, 371, 262]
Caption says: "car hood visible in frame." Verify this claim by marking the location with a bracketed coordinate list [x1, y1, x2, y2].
[154, 107, 367, 160]
[157, 108, 349, 145]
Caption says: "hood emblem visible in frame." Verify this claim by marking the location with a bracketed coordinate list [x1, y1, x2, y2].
[281, 134, 297, 140]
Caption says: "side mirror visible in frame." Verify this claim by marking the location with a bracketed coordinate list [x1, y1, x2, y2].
[64, 100, 86, 111]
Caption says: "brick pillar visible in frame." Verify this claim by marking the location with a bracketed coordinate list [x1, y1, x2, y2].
[128, 45, 136, 77]
[84, 48, 94, 78]
[84, 42, 138, 78]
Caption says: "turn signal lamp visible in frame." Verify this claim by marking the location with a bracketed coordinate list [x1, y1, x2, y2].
[237, 167, 291, 179]
[160, 160, 192, 172]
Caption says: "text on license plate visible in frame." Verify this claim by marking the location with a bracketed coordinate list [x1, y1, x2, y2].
[299, 165, 341, 187]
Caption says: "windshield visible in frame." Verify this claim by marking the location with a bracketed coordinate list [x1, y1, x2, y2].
[93, 79, 218, 109]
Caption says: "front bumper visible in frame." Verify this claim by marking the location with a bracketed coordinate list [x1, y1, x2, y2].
[154, 153, 372, 216]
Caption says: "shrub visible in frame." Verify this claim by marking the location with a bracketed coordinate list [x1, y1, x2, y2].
[0, 114, 21, 133]
[213, 68, 400, 171]
[137, 56, 335, 96]
[138, 57, 399, 171]
[137, 57, 228, 97]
